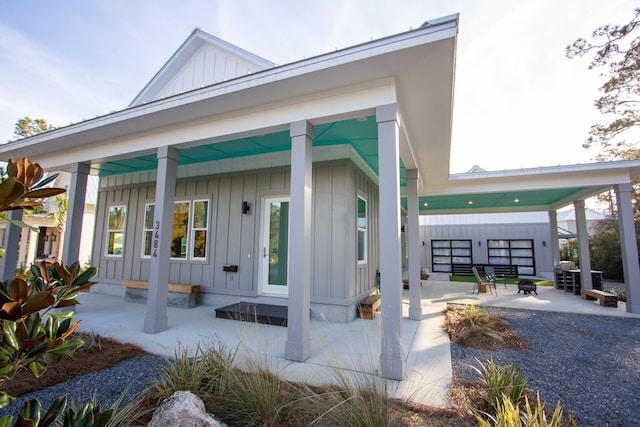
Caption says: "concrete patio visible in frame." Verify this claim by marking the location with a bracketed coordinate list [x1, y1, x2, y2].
[72, 276, 640, 407]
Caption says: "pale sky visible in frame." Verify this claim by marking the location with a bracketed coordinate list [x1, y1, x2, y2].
[0, 0, 636, 173]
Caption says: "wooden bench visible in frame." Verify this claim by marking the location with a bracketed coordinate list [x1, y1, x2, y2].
[580, 288, 618, 308]
[123, 280, 200, 308]
[357, 294, 381, 320]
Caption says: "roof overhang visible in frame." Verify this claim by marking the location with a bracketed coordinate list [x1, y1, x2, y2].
[1, 15, 637, 215]
[0, 14, 458, 185]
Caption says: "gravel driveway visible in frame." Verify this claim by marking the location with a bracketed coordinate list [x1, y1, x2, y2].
[450, 307, 640, 427]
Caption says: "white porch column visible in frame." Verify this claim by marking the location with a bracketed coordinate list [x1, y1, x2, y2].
[615, 183, 640, 313]
[285, 120, 313, 361]
[377, 103, 404, 380]
[0, 210, 22, 282]
[62, 162, 90, 265]
[144, 146, 179, 334]
[407, 169, 422, 320]
[573, 200, 593, 290]
[548, 210, 560, 269]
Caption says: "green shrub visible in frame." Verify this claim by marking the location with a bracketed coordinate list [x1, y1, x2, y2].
[311, 364, 390, 427]
[150, 340, 237, 401]
[471, 358, 527, 412]
[476, 392, 575, 427]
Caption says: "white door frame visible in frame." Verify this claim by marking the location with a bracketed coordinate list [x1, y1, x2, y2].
[259, 195, 290, 296]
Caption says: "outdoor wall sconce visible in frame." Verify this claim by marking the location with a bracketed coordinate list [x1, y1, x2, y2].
[44, 235, 49, 242]
[478, 241, 482, 246]
[542, 241, 547, 247]
[51, 235, 57, 242]
[242, 201, 250, 215]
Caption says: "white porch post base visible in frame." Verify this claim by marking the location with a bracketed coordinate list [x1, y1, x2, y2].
[144, 146, 178, 334]
[377, 103, 405, 380]
[285, 120, 313, 362]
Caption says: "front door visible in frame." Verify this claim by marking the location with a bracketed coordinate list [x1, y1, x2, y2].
[260, 196, 290, 296]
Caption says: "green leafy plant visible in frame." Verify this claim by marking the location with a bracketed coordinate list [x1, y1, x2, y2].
[151, 341, 237, 401]
[0, 261, 97, 407]
[476, 392, 575, 427]
[461, 305, 504, 344]
[471, 358, 527, 413]
[0, 157, 120, 426]
[0, 158, 65, 230]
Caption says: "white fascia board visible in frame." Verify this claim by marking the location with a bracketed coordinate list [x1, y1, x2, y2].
[449, 160, 640, 181]
[22, 81, 396, 171]
[443, 161, 640, 193]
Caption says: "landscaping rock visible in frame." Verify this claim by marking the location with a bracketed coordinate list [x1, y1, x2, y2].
[149, 390, 224, 427]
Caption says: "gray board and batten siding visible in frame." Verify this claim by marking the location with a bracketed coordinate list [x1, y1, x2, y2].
[92, 159, 379, 321]
[420, 221, 553, 278]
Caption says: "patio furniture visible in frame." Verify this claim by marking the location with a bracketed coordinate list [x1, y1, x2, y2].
[484, 266, 507, 289]
[580, 288, 618, 307]
[123, 280, 200, 308]
[358, 294, 381, 319]
[554, 265, 603, 294]
[472, 267, 497, 295]
[517, 279, 537, 295]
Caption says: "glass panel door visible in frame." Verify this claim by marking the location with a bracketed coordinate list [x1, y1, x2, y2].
[261, 196, 289, 296]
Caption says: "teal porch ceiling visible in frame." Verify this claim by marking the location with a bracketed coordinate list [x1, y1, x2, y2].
[91, 116, 407, 181]
[410, 187, 588, 213]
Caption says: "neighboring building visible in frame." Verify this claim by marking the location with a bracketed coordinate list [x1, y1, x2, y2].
[556, 207, 608, 239]
[418, 207, 608, 279]
[1, 16, 639, 381]
[0, 172, 97, 269]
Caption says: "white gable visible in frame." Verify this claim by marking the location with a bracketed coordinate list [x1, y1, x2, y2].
[130, 29, 274, 107]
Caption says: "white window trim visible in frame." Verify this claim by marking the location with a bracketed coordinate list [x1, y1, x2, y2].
[141, 203, 154, 259]
[169, 200, 191, 261]
[190, 199, 210, 260]
[105, 204, 126, 257]
[357, 195, 367, 265]
[141, 199, 211, 261]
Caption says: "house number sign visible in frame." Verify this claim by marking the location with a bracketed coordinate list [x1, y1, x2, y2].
[152, 221, 160, 257]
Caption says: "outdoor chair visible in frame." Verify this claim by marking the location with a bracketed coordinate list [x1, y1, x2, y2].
[484, 266, 507, 289]
[472, 267, 497, 295]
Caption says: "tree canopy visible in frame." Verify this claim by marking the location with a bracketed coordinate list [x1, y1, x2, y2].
[566, 9, 640, 160]
[12, 116, 56, 140]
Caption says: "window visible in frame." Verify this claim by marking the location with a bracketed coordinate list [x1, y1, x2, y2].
[106, 205, 126, 256]
[171, 202, 190, 259]
[357, 196, 367, 264]
[191, 200, 209, 259]
[431, 240, 472, 272]
[142, 204, 154, 257]
[488, 239, 535, 275]
[142, 199, 209, 260]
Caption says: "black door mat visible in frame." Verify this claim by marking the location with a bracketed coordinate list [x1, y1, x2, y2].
[215, 302, 288, 327]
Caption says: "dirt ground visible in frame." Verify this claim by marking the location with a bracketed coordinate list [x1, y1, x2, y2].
[1, 333, 148, 397]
